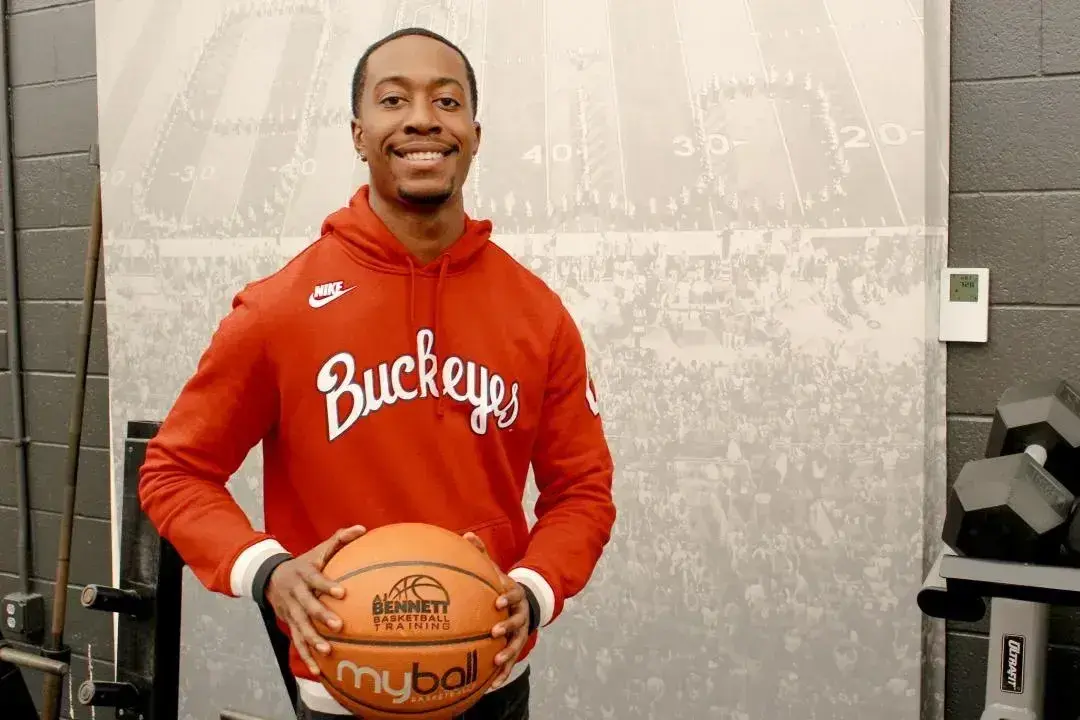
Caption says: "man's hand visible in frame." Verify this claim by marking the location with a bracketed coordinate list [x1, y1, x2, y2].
[463, 532, 530, 690]
[265, 525, 367, 674]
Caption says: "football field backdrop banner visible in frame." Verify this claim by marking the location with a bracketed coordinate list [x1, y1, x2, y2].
[94, 1, 951, 718]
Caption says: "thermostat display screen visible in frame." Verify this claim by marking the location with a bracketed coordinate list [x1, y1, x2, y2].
[950, 273, 979, 302]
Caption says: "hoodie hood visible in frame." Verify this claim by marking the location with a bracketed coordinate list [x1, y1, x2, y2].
[320, 184, 493, 277]
[319, 184, 493, 419]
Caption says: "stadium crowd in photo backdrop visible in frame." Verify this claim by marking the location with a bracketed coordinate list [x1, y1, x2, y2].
[7, 1, 1041, 719]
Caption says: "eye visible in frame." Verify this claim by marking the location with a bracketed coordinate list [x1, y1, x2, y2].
[435, 97, 461, 109]
[379, 95, 404, 107]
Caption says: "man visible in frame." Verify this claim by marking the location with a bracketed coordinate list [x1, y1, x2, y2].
[138, 26, 617, 720]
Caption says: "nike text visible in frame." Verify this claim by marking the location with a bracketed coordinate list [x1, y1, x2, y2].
[309, 281, 354, 308]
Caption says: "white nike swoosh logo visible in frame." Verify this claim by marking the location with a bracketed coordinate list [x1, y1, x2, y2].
[308, 286, 355, 308]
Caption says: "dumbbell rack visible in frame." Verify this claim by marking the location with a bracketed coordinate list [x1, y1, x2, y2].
[920, 550, 1080, 720]
[933, 553, 1080, 608]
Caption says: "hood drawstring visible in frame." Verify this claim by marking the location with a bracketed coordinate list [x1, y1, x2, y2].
[321, 186, 494, 422]
[407, 254, 449, 420]
[406, 256, 417, 327]
[434, 254, 449, 419]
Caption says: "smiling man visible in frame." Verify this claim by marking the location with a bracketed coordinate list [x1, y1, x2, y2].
[137, 27, 617, 720]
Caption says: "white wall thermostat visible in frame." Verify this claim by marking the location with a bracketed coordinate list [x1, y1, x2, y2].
[939, 267, 989, 343]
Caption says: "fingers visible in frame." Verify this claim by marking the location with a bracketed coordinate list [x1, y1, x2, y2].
[303, 563, 347, 602]
[296, 567, 343, 631]
[490, 620, 527, 689]
[283, 578, 339, 676]
[316, 525, 367, 572]
[270, 562, 347, 676]
[462, 532, 526, 689]
[464, 532, 511, 591]
[492, 597, 527, 638]
[490, 664, 512, 690]
[292, 602, 331, 655]
[490, 584, 529, 689]
[495, 582, 525, 612]
[268, 528, 371, 679]
[289, 615, 323, 675]
[289, 579, 335, 640]
[311, 525, 366, 601]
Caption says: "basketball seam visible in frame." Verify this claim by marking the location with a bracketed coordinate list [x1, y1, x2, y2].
[331, 560, 503, 594]
[323, 632, 498, 648]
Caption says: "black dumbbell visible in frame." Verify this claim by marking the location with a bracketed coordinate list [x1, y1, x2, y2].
[943, 378, 1080, 564]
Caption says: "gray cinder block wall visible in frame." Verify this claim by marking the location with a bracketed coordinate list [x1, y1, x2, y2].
[0, 1, 115, 718]
[947, 0, 1080, 718]
[0, 0, 1078, 719]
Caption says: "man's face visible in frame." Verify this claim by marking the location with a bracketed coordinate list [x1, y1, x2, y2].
[352, 35, 480, 208]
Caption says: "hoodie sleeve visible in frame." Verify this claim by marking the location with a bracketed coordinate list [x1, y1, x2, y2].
[138, 290, 288, 599]
[508, 303, 616, 628]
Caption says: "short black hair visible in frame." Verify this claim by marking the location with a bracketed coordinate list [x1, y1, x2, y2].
[350, 27, 479, 119]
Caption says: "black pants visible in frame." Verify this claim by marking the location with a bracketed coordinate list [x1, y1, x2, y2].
[296, 667, 530, 720]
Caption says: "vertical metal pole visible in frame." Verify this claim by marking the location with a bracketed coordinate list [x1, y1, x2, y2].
[42, 145, 103, 720]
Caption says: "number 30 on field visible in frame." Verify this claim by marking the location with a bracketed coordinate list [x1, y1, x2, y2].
[673, 134, 732, 157]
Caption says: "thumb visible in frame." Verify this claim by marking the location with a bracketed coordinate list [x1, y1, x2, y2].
[339, 524, 367, 543]
[463, 533, 507, 585]
[463, 532, 488, 557]
[317, 525, 366, 568]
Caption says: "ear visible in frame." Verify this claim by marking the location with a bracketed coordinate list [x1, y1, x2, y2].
[472, 121, 482, 156]
[351, 117, 366, 159]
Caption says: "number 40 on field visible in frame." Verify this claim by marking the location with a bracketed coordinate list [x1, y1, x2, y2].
[522, 144, 574, 164]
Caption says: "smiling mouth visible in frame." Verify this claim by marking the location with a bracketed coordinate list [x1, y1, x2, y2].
[393, 148, 456, 162]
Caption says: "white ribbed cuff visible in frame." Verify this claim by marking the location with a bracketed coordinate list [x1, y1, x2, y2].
[508, 567, 556, 627]
[230, 538, 289, 597]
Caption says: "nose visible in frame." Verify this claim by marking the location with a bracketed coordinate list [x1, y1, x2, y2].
[404, 99, 441, 135]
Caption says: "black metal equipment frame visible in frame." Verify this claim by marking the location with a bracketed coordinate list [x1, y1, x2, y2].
[2, 419, 297, 720]
[77, 420, 184, 719]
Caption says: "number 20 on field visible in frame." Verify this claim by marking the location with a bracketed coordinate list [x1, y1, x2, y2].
[839, 123, 915, 148]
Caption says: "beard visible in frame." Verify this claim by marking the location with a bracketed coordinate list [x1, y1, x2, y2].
[398, 182, 454, 207]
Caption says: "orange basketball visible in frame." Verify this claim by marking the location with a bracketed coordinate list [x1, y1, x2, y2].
[313, 523, 510, 719]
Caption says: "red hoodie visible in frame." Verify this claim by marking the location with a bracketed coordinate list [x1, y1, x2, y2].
[138, 185, 616, 714]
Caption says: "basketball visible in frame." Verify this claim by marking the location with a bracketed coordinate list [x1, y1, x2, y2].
[313, 523, 510, 719]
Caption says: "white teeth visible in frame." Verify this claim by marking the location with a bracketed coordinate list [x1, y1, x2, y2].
[403, 151, 444, 161]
